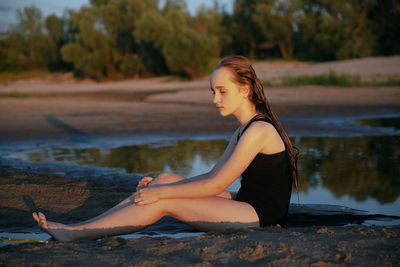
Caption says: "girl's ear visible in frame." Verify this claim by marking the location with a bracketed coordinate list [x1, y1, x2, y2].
[240, 84, 251, 99]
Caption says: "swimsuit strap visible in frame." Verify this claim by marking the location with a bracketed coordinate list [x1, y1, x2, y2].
[237, 114, 273, 142]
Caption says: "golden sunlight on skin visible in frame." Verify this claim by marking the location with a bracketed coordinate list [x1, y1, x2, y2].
[31, 58, 288, 242]
[210, 67, 257, 125]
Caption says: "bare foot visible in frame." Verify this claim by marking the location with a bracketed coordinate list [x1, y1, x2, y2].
[32, 211, 142, 241]
[32, 212, 74, 241]
[32, 212, 49, 231]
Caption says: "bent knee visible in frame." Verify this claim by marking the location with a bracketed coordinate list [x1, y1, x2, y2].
[156, 198, 182, 217]
[154, 172, 184, 185]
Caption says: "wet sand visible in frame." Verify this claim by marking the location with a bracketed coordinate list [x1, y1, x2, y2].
[1, 57, 400, 265]
[1, 225, 399, 266]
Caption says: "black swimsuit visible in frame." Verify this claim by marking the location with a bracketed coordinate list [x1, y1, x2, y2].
[235, 115, 293, 227]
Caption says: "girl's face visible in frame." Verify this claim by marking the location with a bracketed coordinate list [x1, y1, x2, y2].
[210, 67, 248, 117]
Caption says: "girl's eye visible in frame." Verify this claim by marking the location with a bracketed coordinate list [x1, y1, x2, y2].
[220, 90, 226, 94]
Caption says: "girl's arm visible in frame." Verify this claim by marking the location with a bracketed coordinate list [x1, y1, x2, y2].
[137, 128, 239, 189]
[185, 127, 240, 182]
[135, 124, 271, 204]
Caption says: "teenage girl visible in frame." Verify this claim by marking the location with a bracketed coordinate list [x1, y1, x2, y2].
[33, 55, 299, 241]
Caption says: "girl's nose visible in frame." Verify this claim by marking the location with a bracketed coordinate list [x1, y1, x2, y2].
[213, 92, 219, 104]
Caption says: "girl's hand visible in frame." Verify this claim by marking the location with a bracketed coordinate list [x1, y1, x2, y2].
[137, 176, 153, 188]
[134, 186, 161, 205]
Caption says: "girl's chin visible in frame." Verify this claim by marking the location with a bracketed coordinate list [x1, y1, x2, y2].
[219, 111, 231, 117]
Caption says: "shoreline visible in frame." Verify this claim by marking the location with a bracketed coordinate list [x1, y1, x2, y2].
[1, 87, 399, 143]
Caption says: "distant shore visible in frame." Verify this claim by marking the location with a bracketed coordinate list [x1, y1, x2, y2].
[1, 57, 400, 142]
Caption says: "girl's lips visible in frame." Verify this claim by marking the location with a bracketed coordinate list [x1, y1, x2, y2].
[217, 106, 223, 109]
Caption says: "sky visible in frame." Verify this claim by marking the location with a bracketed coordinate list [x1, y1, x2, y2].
[0, 0, 233, 32]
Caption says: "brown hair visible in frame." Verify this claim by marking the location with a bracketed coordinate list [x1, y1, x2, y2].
[215, 55, 299, 190]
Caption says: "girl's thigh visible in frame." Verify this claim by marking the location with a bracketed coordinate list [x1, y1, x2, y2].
[163, 196, 259, 231]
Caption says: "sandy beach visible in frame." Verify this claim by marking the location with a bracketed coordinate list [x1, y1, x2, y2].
[1, 225, 399, 266]
[1, 56, 400, 142]
[1, 56, 400, 266]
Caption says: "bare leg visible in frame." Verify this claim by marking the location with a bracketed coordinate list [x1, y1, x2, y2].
[33, 197, 167, 241]
[33, 195, 259, 241]
[32, 173, 243, 241]
[62, 173, 184, 227]
[78, 173, 235, 226]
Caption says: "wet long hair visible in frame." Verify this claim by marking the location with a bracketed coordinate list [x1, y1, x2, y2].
[215, 55, 299, 190]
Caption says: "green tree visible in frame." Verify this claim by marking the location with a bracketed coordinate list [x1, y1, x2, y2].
[194, 5, 232, 61]
[61, 0, 164, 79]
[369, 0, 400, 56]
[160, 5, 221, 78]
[298, 0, 376, 61]
[16, 6, 57, 68]
[231, 0, 263, 58]
[45, 12, 77, 70]
[100, 0, 160, 76]
[0, 5, 56, 71]
[61, 7, 111, 79]
[135, 2, 223, 78]
[90, 0, 111, 6]
[252, 0, 300, 58]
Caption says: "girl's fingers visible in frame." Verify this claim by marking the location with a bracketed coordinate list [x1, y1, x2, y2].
[134, 197, 158, 206]
[138, 177, 153, 187]
[133, 188, 158, 205]
[142, 177, 153, 182]
[144, 177, 153, 185]
[32, 212, 39, 223]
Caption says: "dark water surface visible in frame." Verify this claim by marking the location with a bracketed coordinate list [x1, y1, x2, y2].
[3, 117, 400, 230]
[358, 117, 400, 130]
[11, 135, 400, 224]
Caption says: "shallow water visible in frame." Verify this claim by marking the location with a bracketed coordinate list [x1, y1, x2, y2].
[11, 132, 400, 223]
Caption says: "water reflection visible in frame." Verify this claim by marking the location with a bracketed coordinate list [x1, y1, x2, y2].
[25, 140, 228, 177]
[22, 136, 400, 207]
[295, 136, 400, 204]
[358, 117, 400, 130]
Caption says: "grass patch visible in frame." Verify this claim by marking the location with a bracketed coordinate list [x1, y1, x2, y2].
[262, 80, 273, 87]
[281, 71, 361, 86]
[370, 76, 400, 86]
[0, 70, 51, 81]
[262, 71, 400, 87]
[0, 92, 30, 98]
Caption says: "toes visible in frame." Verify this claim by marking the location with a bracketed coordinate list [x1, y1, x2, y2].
[33, 212, 49, 230]
[32, 212, 39, 223]
[38, 212, 46, 221]
[38, 213, 47, 227]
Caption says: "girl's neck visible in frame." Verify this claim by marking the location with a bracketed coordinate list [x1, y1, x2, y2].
[235, 106, 259, 126]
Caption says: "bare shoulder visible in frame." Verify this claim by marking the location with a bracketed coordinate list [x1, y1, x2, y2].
[246, 120, 276, 137]
[243, 120, 285, 154]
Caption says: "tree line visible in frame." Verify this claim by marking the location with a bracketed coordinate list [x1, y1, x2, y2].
[0, 0, 398, 80]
